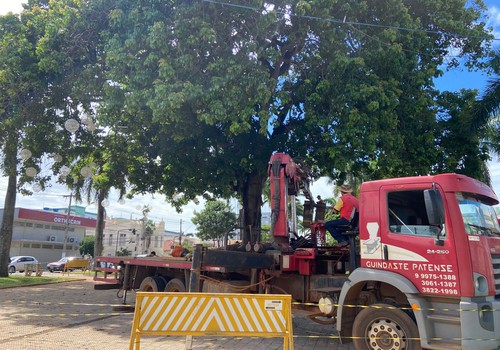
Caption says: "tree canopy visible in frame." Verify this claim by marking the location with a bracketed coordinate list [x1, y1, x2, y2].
[192, 200, 237, 246]
[0, 0, 108, 275]
[79, 235, 95, 257]
[0, 4, 90, 276]
[94, 0, 492, 241]
[0, 0, 497, 270]
[473, 49, 500, 161]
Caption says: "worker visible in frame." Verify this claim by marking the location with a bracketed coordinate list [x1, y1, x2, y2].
[324, 184, 359, 246]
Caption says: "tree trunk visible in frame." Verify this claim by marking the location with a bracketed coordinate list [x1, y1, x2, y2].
[0, 136, 18, 277]
[93, 188, 107, 257]
[241, 171, 265, 245]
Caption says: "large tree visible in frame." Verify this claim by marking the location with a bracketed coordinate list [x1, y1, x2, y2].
[435, 89, 491, 182]
[0, 9, 70, 277]
[0, 0, 107, 276]
[93, 0, 491, 244]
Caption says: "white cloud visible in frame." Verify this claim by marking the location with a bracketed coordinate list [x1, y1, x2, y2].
[3, 161, 500, 235]
[0, 0, 24, 15]
[486, 6, 500, 43]
[489, 160, 500, 197]
[487, 6, 500, 27]
[0, 176, 205, 233]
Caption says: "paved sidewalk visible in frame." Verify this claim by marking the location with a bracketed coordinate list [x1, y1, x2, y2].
[0, 276, 354, 350]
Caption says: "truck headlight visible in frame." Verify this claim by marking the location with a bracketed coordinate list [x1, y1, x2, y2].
[473, 272, 488, 296]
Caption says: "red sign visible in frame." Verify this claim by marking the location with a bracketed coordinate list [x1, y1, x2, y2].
[17, 208, 97, 228]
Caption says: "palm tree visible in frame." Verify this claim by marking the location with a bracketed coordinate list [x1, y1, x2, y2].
[472, 50, 500, 184]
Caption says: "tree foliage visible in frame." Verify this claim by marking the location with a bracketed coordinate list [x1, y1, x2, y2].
[192, 201, 237, 247]
[0, 0, 113, 275]
[93, 0, 492, 243]
[435, 90, 491, 183]
[0, 4, 84, 277]
[473, 49, 500, 163]
[79, 235, 95, 257]
[0, 0, 495, 269]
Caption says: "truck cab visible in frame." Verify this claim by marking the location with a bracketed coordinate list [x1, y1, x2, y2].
[338, 174, 500, 349]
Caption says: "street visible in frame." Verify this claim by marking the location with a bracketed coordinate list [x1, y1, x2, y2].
[0, 276, 354, 350]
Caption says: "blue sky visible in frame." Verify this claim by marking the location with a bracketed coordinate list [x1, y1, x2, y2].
[432, 0, 500, 201]
[434, 0, 500, 93]
[0, 1, 499, 227]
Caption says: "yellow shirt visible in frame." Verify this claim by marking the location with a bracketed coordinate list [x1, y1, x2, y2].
[334, 198, 343, 212]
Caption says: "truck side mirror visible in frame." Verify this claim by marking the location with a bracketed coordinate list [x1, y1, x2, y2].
[424, 189, 445, 246]
[424, 189, 445, 225]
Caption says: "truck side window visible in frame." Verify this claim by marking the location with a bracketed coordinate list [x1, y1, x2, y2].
[387, 190, 442, 237]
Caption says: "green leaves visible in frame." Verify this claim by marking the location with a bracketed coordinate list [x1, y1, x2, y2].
[2, 0, 494, 245]
[192, 200, 237, 245]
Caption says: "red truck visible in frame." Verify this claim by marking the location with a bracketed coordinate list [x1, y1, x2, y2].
[94, 153, 500, 350]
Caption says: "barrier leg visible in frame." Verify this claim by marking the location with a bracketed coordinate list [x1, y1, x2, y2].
[129, 295, 142, 350]
[286, 299, 294, 350]
[185, 335, 193, 350]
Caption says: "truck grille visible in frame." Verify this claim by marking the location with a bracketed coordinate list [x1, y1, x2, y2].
[492, 253, 500, 297]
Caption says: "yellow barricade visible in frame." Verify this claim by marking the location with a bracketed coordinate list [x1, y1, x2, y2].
[129, 292, 294, 350]
[62, 259, 89, 275]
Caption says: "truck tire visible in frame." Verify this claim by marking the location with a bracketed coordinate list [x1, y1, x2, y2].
[164, 278, 186, 292]
[138, 276, 168, 292]
[352, 303, 421, 350]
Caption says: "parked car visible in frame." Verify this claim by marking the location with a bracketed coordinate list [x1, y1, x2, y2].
[8, 256, 38, 273]
[47, 257, 86, 272]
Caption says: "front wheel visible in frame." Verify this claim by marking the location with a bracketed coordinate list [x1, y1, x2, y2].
[352, 303, 421, 350]
[8, 266, 15, 274]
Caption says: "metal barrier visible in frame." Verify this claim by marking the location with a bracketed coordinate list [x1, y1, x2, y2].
[24, 263, 43, 276]
[129, 292, 294, 350]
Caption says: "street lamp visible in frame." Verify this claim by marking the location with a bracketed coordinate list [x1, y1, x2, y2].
[115, 228, 136, 255]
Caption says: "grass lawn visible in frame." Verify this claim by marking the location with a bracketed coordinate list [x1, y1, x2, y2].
[0, 275, 80, 289]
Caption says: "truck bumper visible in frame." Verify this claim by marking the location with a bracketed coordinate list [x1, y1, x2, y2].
[460, 298, 500, 350]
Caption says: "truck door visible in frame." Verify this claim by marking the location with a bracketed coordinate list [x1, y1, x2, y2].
[374, 184, 460, 296]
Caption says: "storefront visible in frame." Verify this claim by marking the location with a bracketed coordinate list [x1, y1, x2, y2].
[1, 208, 97, 264]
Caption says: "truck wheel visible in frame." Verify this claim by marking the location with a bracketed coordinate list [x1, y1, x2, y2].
[154, 276, 168, 291]
[139, 276, 168, 292]
[352, 303, 421, 350]
[164, 278, 186, 292]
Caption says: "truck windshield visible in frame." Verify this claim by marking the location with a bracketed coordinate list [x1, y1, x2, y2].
[457, 194, 500, 237]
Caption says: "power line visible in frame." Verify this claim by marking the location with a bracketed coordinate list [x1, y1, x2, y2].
[202, 0, 500, 42]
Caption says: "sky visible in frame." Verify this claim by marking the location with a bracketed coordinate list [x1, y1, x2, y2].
[0, 0, 499, 231]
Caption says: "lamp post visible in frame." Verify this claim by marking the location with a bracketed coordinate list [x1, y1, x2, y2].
[114, 228, 135, 255]
[61, 192, 73, 258]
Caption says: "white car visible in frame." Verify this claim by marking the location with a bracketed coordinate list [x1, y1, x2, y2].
[9, 256, 39, 273]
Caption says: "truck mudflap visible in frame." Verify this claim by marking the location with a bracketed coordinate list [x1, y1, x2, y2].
[404, 294, 500, 350]
[459, 298, 500, 350]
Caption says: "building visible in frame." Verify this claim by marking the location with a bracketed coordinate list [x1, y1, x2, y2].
[1, 207, 97, 264]
[43, 205, 97, 219]
[2, 206, 200, 261]
[101, 218, 169, 257]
